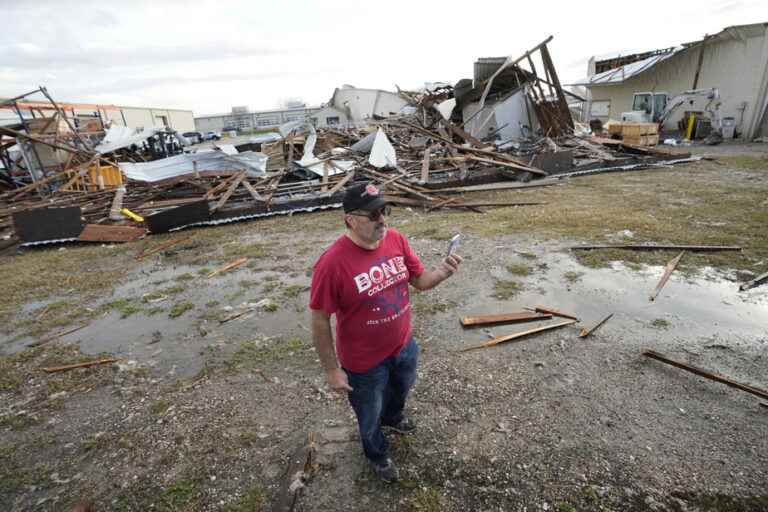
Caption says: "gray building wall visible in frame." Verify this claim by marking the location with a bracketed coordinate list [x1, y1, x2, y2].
[586, 24, 768, 138]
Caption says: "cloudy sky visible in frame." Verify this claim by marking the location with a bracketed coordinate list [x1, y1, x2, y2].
[2, 0, 765, 116]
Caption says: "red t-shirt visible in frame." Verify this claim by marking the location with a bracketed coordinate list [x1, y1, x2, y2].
[309, 228, 424, 373]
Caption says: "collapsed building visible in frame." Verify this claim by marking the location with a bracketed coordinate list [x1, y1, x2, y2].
[0, 38, 699, 250]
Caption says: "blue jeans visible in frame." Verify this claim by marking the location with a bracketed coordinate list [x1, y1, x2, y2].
[344, 337, 419, 463]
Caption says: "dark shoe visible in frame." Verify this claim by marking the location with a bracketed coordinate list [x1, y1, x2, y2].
[369, 457, 399, 483]
[382, 416, 416, 435]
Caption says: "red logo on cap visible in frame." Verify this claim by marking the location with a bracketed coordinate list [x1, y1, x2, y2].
[365, 184, 379, 196]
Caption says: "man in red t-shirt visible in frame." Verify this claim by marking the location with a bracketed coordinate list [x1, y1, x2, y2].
[310, 182, 462, 482]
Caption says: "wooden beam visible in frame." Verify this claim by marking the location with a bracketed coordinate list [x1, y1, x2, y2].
[42, 358, 118, 373]
[460, 312, 552, 327]
[649, 251, 684, 301]
[643, 350, 768, 401]
[739, 270, 768, 292]
[578, 313, 613, 338]
[571, 244, 742, 252]
[420, 146, 431, 184]
[532, 305, 579, 321]
[459, 319, 576, 352]
[207, 257, 248, 278]
[211, 171, 247, 212]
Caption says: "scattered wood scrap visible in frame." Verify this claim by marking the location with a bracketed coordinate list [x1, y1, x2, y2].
[27, 323, 88, 348]
[459, 319, 576, 352]
[42, 358, 118, 373]
[460, 312, 551, 327]
[571, 244, 742, 252]
[642, 350, 768, 401]
[649, 251, 684, 301]
[739, 270, 768, 292]
[531, 305, 579, 321]
[136, 234, 195, 260]
[207, 257, 248, 278]
[579, 313, 613, 338]
[273, 432, 318, 512]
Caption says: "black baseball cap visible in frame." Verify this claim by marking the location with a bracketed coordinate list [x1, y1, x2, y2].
[343, 182, 387, 213]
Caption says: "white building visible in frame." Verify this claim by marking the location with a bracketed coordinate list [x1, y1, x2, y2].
[311, 86, 409, 128]
[574, 22, 768, 139]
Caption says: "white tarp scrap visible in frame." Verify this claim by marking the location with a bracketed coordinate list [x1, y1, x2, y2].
[213, 144, 238, 155]
[436, 98, 456, 121]
[95, 125, 164, 154]
[351, 127, 397, 168]
[279, 119, 317, 165]
[299, 158, 356, 178]
[119, 151, 267, 183]
[249, 132, 282, 144]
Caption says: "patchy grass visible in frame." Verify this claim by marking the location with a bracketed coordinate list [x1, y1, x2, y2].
[262, 281, 279, 293]
[0, 244, 131, 328]
[197, 267, 211, 276]
[563, 271, 584, 283]
[224, 241, 272, 260]
[169, 301, 195, 318]
[226, 336, 306, 372]
[493, 279, 523, 300]
[412, 294, 456, 315]
[506, 263, 532, 276]
[263, 302, 278, 313]
[159, 478, 200, 511]
[16, 304, 94, 338]
[101, 298, 143, 318]
[517, 251, 538, 260]
[142, 285, 187, 303]
[224, 485, 267, 512]
[150, 400, 171, 415]
[406, 486, 443, 512]
[174, 273, 195, 282]
[651, 318, 671, 329]
[399, 160, 768, 273]
[282, 284, 308, 299]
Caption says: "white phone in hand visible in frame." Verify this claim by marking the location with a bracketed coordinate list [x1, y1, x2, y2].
[446, 234, 461, 257]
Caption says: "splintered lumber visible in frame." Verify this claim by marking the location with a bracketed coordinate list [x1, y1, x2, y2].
[578, 313, 613, 338]
[27, 323, 88, 348]
[460, 312, 552, 327]
[42, 358, 118, 373]
[420, 146, 431, 183]
[533, 305, 579, 321]
[459, 319, 576, 352]
[136, 234, 195, 260]
[739, 270, 768, 292]
[78, 224, 146, 243]
[643, 350, 768, 401]
[427, 179, 561, 194]
[273, 432, 317, 512]
[649, 251, 684, 301]
[207, 257, 248, 278]
[466, 155, 548, 176]
[211, 171, 247, 212]
[325, 169, 356, 197]
[571, 244, 742, 252]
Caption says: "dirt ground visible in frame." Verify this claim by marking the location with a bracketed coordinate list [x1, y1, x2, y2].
[1, 144, 767, 511]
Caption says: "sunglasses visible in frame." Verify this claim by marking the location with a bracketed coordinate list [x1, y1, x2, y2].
[348, 205, 391, 221]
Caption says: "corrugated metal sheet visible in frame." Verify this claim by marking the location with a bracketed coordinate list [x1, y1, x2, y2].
[572, 47, 684, 86]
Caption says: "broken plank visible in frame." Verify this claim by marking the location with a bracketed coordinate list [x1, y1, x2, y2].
[207, 257, 248, 278]
[79, 224, 147, 243]
[571, 244, 741, 252]
[27, 323, 88, 348]
[578, 313, 613, 338]
[420, 146, 431, 184]
[650, 251, 684, 302]
[467, 155, 548, 176]
[459, 319, 576, 352]
[739, 270, 768, 292]
[427, 179, 561, 194]
[460, 312, 552, 327]
[211, 171, 247, 212]
[533, 305, 579, 321]
[135, 234, 195, 260]
[241, 179, 264, 202]
[643, 350, 768, 401]
[325, 169, 355, 197]
[42, 358, 118, 373]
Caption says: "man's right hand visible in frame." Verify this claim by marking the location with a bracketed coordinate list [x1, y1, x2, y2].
[326, 367, 353, 393]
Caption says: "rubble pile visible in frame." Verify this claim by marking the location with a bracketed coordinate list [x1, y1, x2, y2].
[0, 38, 698, 249]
